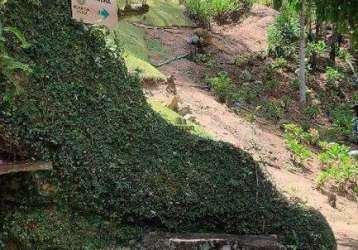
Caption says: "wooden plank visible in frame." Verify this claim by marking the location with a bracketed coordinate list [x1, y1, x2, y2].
[0, 161, 52, 176]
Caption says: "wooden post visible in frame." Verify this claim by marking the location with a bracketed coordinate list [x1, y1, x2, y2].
[0, 161, 52, 176]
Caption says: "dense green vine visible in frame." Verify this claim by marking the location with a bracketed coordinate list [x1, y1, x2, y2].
[0, 5, 31, 107]
[0, 1, 335, 249]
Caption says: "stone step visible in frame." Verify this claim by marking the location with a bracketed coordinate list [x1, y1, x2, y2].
[142, 232, 286, 250]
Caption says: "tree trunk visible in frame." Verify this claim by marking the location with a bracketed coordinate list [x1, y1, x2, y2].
[299, 0, 306, 105]
[308, 15, 317, 71]
[315, 21, 320, 39]
[329, 25, 337, 65]
[273, 0, 282, 10]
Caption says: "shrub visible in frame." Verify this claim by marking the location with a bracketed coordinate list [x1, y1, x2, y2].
[284, 123, 314, 145]
[285, 137, 312, 164]
[330, 105, 353, 138]
[0, 20, 32, 105]
[317, 142, 358, 195]
[272, 57, 288, 70]
[208, 71, 234, 102]
[185, 0, 252, 26]
[267, 5, 299, 58]
[185, 0, 212, 26]
[325, 67, 343, 87]
[265, 79, 280, 93]
[234, 51, 265, 67]
[284, 124, 313, 165]
[306, 40, 327, 57]
[304, 106, 320, 120]
[281, 95, 292, 111]
[260, 99, 284, 121]
[237, 81, 263, 105]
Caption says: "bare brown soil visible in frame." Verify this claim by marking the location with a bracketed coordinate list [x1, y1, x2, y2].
[142, 5, 358, 249]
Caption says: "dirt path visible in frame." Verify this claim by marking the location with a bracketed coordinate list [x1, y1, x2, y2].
[143, 5, 358, 249]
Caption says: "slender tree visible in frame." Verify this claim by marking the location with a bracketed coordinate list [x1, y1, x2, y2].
[298, 0, 306, 104]
[288, 0, 307, 105]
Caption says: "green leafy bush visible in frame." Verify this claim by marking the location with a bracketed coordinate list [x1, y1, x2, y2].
[325, 67, 343, 87]
[306, 40, 327, 56]
[317, 142, 358, 194]
[236, 81, 263, 105]
[185, 0, 252, 26]
[208, 71, 234, 102]
[185, 0, 212, 26]
[0, 1, 336, 249]
[260, 99, 284, 121]
[284, 123, 318, 145]
[272, 57, 288, 70]
[304, 106, 320, 120]
[268, 5, 299, 58]
[285, 137, 312, 163]
[330, 105, 353, 138]
[284, 124, 316, 164]
[0, 17, 32, 105]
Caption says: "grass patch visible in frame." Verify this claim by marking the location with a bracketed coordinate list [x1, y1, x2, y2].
[114, 21, 166, 80]
[122, 0, 194, 26]
[149, 99, 212, 139]
[115, 0, 194, 79]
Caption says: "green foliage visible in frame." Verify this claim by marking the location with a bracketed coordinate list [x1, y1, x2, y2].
[123, 0, 194, 27]
[306, 40, 327, 56]
[0, 1, 336, 249]
[148, 100, 212, 139]
[314, 0, 358, 48]
[114, 21, 166, 80]
[330, 105, 353, 138]
[192, 53, 217, 68]
[317, 142, 358, 193]
[325, 67, 343, 86]
[304, 105, 320, 120]
[284, 124, 313, 164]
[268, 5, 299, 58]
[281, 95, 293, 111]
[185, 0, 213, 25]
[272, 57, 289, 70]
[284, 123, 319, 145]
[285, 137, 312, 163]
[0, 18, 32, 105]
[260, 99, 284, 121]
[185, 0, 252, 25]
[265, 79, 280, 93]
[338, 48, 356, 75]
[236, 81, 263, 105]
[234, 51, 265, 67]
[208, 71, 234, 102]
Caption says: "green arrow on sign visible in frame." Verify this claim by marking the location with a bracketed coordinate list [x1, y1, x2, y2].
[99, 8, 110, 19]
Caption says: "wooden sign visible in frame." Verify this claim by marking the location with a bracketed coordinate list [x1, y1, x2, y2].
[71, 0, 118, 29]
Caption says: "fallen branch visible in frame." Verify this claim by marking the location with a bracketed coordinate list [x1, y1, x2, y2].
[0, 161, 53, 176]
[132, 22, 197, 30]
[152, 53, 191, 67]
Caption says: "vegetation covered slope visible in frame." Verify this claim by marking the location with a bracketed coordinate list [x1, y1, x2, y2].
[0, 1, 335, 249]
[115, 0, 193, 80]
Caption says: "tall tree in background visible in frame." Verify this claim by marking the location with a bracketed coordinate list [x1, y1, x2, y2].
[288, 0, 307, 105]
[298, 0, 306, 104]
[314, 0, 358, 59]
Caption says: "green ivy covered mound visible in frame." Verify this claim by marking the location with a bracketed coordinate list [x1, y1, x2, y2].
[0, 1, 335, 249]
